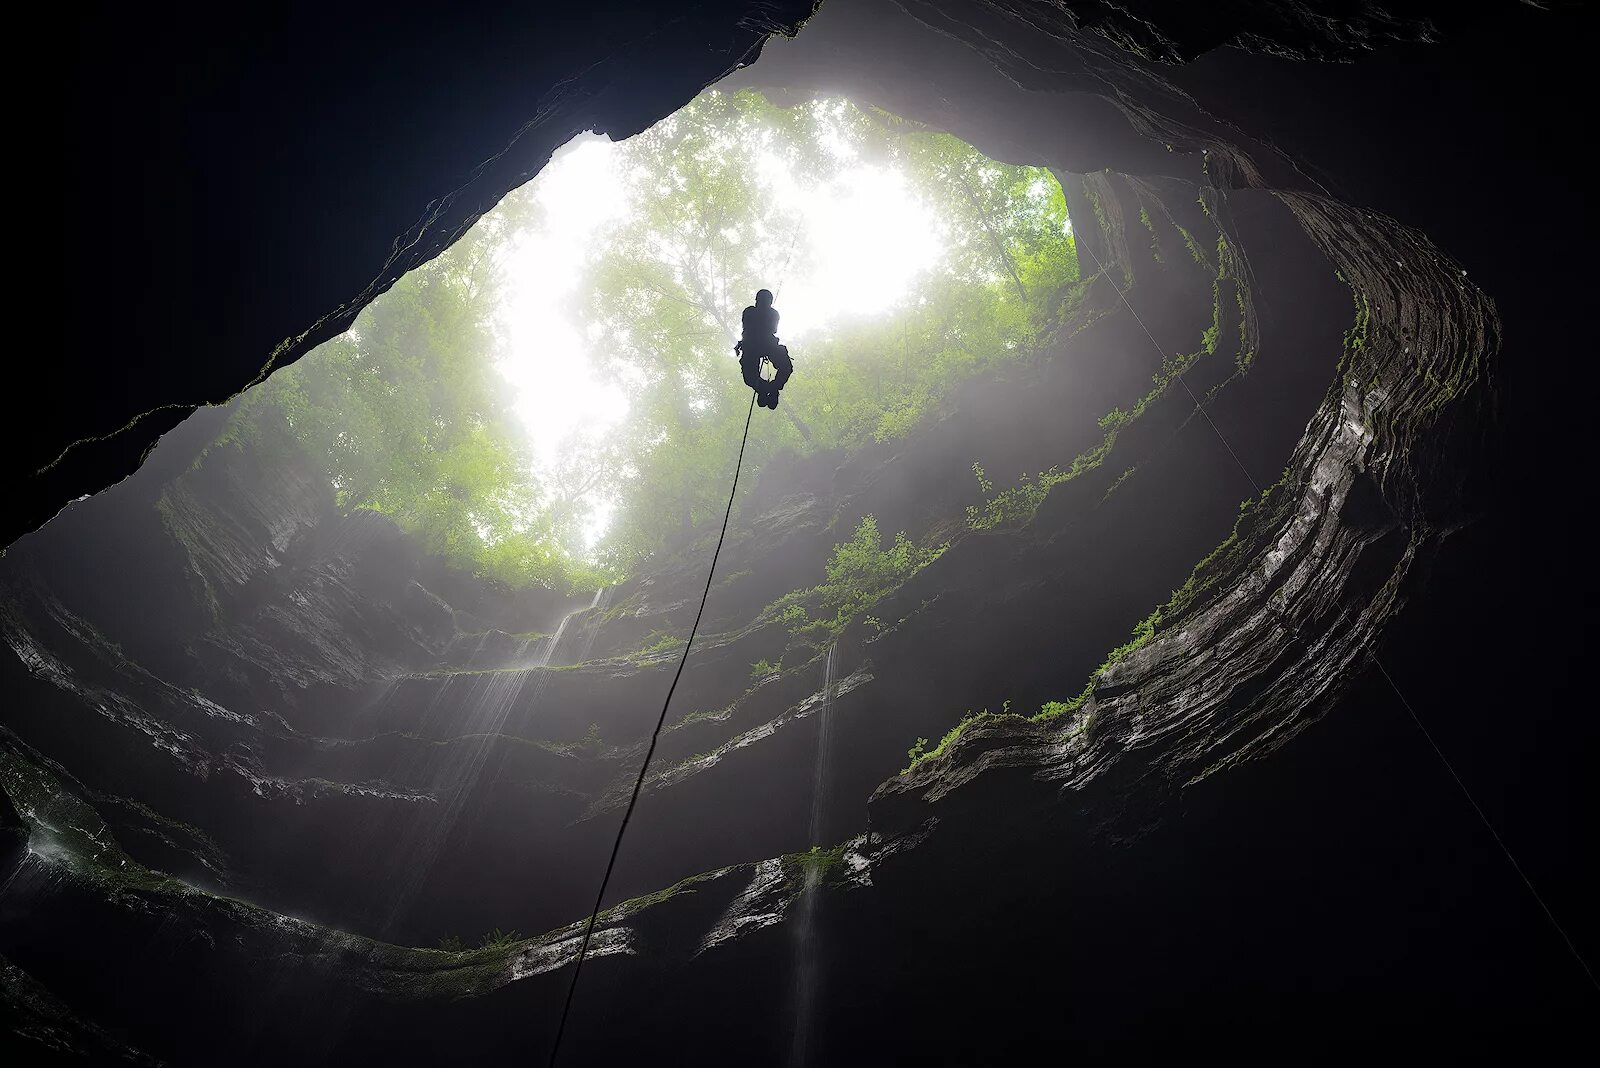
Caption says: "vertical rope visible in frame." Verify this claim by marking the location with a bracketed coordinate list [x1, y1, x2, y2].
[547, 391, 760, 1065]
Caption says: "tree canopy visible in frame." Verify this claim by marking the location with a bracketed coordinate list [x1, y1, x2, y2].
[577, 92, 1079, 568]
[215, 89, 1080, 588]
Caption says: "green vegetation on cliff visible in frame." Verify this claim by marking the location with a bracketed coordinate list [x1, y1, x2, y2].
[768, 515, 946, 645]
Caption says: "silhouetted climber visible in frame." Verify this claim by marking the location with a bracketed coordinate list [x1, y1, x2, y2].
[735, 288, 793, 409]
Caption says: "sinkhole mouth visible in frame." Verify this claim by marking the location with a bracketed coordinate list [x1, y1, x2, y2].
[222, 88, 1082, 590]
[4, 46, 1356, 939]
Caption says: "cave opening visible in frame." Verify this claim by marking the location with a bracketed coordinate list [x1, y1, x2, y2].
[13, 0, 1336, 978]
[17, 0, 1334, 969]
[216, 88, 1081, 591]
[7, 0, 1566, 1063]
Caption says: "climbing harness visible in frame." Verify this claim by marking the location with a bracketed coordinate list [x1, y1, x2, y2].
[1076, 236, 1596, 991]
[547, 391, 760, 1065]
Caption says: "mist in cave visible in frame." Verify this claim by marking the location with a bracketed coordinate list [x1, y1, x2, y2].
[5, 0, 1594, 1063]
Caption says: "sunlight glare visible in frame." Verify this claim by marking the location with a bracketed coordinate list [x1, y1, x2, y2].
[760, 155, 944, 338]
[498, 116, 949, 547]
[499, 135, 629, 469]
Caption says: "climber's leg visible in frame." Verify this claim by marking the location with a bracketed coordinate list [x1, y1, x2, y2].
[740, 352, 765, 393]
[769, 346, 793, 392]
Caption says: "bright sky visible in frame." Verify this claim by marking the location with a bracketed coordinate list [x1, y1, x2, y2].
[755, 150, 945, 338]
[499, 135, 629, 468]
[495, 124, 946, 546]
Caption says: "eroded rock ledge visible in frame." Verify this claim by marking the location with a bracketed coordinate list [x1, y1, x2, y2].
[876, 191, 1495, 836]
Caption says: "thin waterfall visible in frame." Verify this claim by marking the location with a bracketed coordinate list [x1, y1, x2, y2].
[513, 632, 538, 665]
[567, 586, 610, 666]
[791, 642, 837, 1066]
[513, 585, 606, 712]
[809, 643, 836, 847]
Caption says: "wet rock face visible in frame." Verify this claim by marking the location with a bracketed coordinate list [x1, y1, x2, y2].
[935, 0, 1449, 63]
[4, 0, 1571, 1062]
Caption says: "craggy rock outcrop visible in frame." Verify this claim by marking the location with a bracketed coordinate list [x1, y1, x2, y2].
[933, 0, 1449, 63]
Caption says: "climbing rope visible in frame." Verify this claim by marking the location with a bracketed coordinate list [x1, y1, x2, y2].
[1076, 235, 1596, 992]
[547, 391, 760, 1065]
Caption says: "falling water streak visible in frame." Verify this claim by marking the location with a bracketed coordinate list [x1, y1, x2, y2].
[791, 643, 837, 1067]
[568, 587, 610, 667]
[377, 589, 603, 936]
[514, 586, 606, 713]
[809, 644, 836, 847]
[0, 852, 33, 899]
